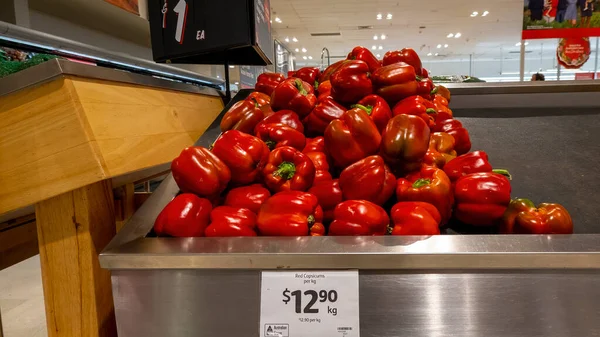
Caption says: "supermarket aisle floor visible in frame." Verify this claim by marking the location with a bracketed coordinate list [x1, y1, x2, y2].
[0, 256, 47, 337]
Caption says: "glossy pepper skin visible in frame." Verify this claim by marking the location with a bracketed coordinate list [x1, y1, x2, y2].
[223, 184, 271, 214]
[434, 119, 471, 155]
[271, 78, 317, 118]
[372, 62, 419, 105]
[257, 191, 325, 236]
[396, 165, 453, 224]
[255, 72, 285, 96]
[295, 67, 321, 89]
[500, 199, 573, 234]
[443, 151, 494, 183]
[304, 151, 332, 184]
[329, 200, 389, 236]
[319, 59, 350, 83]
[352, 94, 392, 133]
[339, 155, 395, 206]
[317, 80, 332, 102]
[347, 46, 382, 73]
[255, 109, 304, 134]
[392, 95, 437, 128]
[255, 123, 306, 151]
[212, 130, 270, 185]
[423, 132, 457, 169]
[330, 60, 373, 104]
[325, 108, 382, 168]
[382, 48, 423, 76]
[417, 77, 435, 101]
[433, 95, 453, 125]
[262, 146, 315, 192]
[303, 136, 327, 154]
[204, 206, 257, 237]
[308, 179, 343, 224]
[220, 99, 265, 134]
[303, 97, 346, 136]
[435, 85, 451, 102]
[454, 172, 512, 226]
[246, 91, 273, 115]
[171, 146, 231, 198]
[389, 202, 441, 235]
[154, 194, 212, 237]
[380, 114, 430, 174]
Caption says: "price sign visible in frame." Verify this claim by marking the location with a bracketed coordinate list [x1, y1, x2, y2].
[260, 271, 359, 337]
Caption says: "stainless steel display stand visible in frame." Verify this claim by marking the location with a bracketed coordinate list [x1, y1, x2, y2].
[100, 83, 600, 337]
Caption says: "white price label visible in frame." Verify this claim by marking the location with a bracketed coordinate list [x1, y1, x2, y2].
[260, 270, 360, 337]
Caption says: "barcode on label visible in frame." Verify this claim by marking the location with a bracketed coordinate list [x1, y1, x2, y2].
[337, 327, 352, 331]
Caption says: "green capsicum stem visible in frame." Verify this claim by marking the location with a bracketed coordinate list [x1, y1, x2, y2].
[295, 79, 308, 96]
[273, 161, 296, 180]
[351, 103, 373, 115]
[492, 168, 512, 180]
[412, 178, 431, 188]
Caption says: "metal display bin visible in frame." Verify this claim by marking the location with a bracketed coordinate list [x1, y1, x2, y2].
[100, 82, 600, 337]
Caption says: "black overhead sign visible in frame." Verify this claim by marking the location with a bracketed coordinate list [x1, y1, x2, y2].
[148, 0, 273, 65]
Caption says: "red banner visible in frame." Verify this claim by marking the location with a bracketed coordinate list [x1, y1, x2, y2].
[523, 0, 600, 39]
[557, 37, 591, 69]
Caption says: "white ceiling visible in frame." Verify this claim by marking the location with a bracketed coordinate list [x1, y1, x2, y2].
[270, 0, 526, 66]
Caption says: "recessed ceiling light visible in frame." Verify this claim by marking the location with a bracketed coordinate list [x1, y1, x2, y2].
[292, 37, 298, 42]
[376, 54, 381, 58]
[378, 45, 383, 50]
[524, 42, 529, 45]
[302, 56, 307, 60]
[437, 44, 442, 48]
[447, 33, 454, 38]
[372, 45, 377, 50]
[275, 17, 282, 23]
[386, 13, 393, 20]
[444, 44, 448, 48]
[373, 35, 378, 40]
[301, 48, 307, 53]
[427, 52, 432, 56]
[295, 48, 299, 52]
[217, 75, 220, 78]
[285, 37, 290, 42]
[515, 42, 521, 46]
[435, 53, 439, 56]
[482, 11, 489, 16]
[308, 56, 313, 60]
[454, 32, 462, 38]
[381, 34, 386, 40]
[471, 11, 478, 17]
[376, 13, 382, 20]
[229, 65, 235, 68]
[235, 82, 239, 85]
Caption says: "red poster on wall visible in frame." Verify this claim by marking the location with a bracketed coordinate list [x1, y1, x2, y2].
[523, 0, 600, 39]
[557, 37, 591, 69]
[575, 72, 595, 79]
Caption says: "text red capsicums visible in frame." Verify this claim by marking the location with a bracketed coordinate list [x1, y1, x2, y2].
[382, 48, 423, 76]
[257, 191, 325, 236]
[352, 94, 392, 133]
[262, 146, 315, 193]
[255, 123, 306, 151]
[372, 62, 419, 106]
[271, 78, 317, 118]
[212, 130, 270, 185]
[347, 46, 382, 73]
[329, 200, 390, 236]
[339, 155, 395, 206]
[330, 60, 373, 104]
[220, 99, 265, 134]
[171, 146, 231, 198]
[204, 206, 257, 237]
[303, 97, 347, 136]
[255, 72, 285, 96]
[154, 194, 212, 237]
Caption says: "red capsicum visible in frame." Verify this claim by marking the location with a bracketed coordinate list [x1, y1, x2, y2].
[255, 109, 304, 133]
[396, 165, 454, 224]
[388, 202, 441, 235]
[432, 95, 453, 125]
[304, 151, 333, 184]
[204, 206, 257, 237]
[325, 108, 382, 168]
[220, 99, 265, 134]
[433, 119, 471, 155]
[347, 46, 382, 73]
[246, 91, 273, 115]
[262, 146, 315, 192]
[330, 60, 373, 104]
[352, 94, 392, 133]
[500, 199, 573, 234]
[423, 132, 457, 169]
[171, 146, 231, 198]
[308, 179, 343, 224]
[382, 48, 423, 76]
[319, 59, 350, 83]
[372, 62, 419, 105]
[454, 172, 512, 226]
[422, 68, 430, 78]
[303, 136, 327, 154]
[255, 72, 285, 96]
[257, 191, 325, 236]
[443, 151, 510, 183]
[212, 130, 270, 185]
[392, 95, 437, 128]
[329, 200, 389, 236]
[271, 78, 317, 118]
[303, 97, 347, 136]
[224, 184, 271, 214]
[317, 80, 332, 102]
[154, 193, 212, 237]
[255, 123, 306, 151]
[339, 155, 395, 206]
[380, 114, 430, 174]
[295, 67, 321, 89]
[417, 77, 435, 101]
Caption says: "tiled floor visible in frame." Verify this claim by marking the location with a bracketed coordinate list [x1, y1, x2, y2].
[0, 256, 47, 337]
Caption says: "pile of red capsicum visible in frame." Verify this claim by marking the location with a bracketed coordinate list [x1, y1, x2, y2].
[154, 46, 574, 238]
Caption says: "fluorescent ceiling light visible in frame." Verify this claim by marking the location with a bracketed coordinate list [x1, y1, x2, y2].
[275, 17, 282, 23]
[377, 13, 382, 20]
[301, 48, 307, 53]
[292, 37, 298, 42]
[455, 32, 462, 38]
[471, 11, 478, 17]
[437, 44, 442, 48]
[386, 13, 393, 20]
[447, 33, 454, 38]
[482, 11, 489, 16]
[381, 34, 386, 40]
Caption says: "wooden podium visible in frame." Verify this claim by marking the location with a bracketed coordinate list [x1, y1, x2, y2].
[0, 59, 223, 337]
